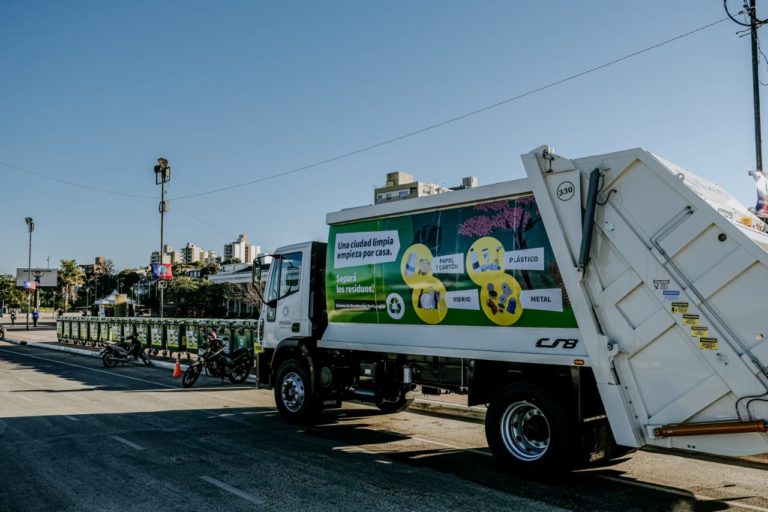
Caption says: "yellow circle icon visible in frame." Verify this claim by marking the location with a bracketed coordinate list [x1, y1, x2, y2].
[411, 277, 448, 325]
[400, 244, 434, 287]
[479, 274, 523, 326]
[466, 237, 506, 286]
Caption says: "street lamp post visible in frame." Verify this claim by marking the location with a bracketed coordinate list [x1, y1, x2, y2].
[153, 158, 171, 319]
[24, 217, 34, 330]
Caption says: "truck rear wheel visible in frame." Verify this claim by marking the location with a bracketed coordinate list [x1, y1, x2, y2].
[275, 359, 318, 424]
[485, 383, 572, 476]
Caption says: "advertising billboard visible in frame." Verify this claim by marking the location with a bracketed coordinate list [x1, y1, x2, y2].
[16, 268, 58, 288]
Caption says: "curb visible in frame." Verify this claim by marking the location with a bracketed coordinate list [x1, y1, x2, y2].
[2, 338, 485, 421]
[409, 399, 485, 422]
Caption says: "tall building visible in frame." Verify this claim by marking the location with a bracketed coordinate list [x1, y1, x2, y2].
[183, 243, 204, 264]
[374, 171, 478, 204]
[224, 234, 260, 264]
[80, 256, 106, 275]
[150, 245, 179, 265]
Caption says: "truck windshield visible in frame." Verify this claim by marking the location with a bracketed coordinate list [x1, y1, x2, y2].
[265, 251, 303, 304]
[265, 261, 280, 304]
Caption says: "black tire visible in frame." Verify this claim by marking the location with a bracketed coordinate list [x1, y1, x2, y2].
[0, 331, 5, 340]
[228, 363, 251, 384]
[182, 364, 202, 388]
[485, 383, 573, 476]
[376, 391, 413, 414]
[102, 352, 117, 368]
[274, 359, 318, 424]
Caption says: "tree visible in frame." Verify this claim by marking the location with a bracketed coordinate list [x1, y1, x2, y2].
[165, 277, 226, 317]
[223, 282, 263, 317]
[92, 258, 115, 297]
[201, 262, 220, 278]
[0, 274, 25, 310]
[58, 259, 85, 312]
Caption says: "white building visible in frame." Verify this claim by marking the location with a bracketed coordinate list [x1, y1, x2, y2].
[373, 171, 477, 204]
[224, 234, 261, 264]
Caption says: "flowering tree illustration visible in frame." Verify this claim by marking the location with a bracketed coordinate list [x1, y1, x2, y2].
[458, 198, 539, 289]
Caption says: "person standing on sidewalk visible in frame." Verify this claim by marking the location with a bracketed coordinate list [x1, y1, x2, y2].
[10, 310, 16, 326]
[32, 309, 39, 327]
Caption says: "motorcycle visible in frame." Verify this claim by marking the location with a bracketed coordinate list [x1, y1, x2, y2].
[0, 324, 5, 340]
[182, 337, 252, 388]
[99, 333, 152, 368]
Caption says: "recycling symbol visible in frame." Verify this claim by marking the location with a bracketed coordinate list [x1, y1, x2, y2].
[386, 293, 405, 320]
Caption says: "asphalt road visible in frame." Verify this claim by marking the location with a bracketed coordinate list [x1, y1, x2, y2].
[1, 341, 767, 512]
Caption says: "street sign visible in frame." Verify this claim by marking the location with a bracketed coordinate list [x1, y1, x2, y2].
[152, 263, 173, 280]
[158, 281, 168, 289]
[16, 268, 58, 288]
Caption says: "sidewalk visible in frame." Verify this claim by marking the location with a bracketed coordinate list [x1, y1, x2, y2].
[1, 324, 486, 422]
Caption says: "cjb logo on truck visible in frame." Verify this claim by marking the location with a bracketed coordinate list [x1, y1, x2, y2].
[535, 338, 579, 349]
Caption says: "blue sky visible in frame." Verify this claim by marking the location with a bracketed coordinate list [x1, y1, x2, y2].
[0, 1, 763, 274]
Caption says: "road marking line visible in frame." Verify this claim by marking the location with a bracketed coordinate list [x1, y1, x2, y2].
[111, 435, 145, 451]
[593, 475, 768, 512]
[332, 445, 375, 455]
[0, 347, 177, 389]
[64, 416, 79, 422]
[200, 475, 264, 505]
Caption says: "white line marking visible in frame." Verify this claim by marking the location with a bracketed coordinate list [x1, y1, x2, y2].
[111, 435, 145, 451]
[206, 413, 236, 419]
[594, 476, 768, 511]
[332, 445, 375, 455]
[0, 347, 177, 389]
[64, 416, 79, 422]
[200, 475, 263, 505]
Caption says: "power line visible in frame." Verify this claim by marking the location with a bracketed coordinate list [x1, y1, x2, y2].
[0, 160, 155, 199]
[0, 16, 731, 203]
[174, 204, 235, 239]
[169, 16, 730, 201]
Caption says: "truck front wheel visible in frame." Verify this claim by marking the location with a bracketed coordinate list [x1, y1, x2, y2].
[485, 384, 572, 475]
[275, 359, 317, 424]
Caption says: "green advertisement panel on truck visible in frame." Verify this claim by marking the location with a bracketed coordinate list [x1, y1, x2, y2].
[326, 196, 577, 330]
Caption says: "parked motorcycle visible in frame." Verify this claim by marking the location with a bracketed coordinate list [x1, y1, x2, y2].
[0, 324, 5, 340]
[99, 334, 152, 368]
[182, 337, 252, 388]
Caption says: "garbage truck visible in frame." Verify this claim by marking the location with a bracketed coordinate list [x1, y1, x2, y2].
[252, 145, 768, 474]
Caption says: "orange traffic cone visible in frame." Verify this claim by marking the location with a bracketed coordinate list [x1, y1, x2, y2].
[172, 358, 182, 378]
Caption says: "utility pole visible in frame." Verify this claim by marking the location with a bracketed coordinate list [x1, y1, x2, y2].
[727, 0, 767, 171]
[751, 0, 764, 171]
[24, 217, 34, 330]
[153, 158, 171, 319]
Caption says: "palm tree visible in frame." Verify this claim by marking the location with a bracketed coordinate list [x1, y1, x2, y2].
[58, 259, 85, 312]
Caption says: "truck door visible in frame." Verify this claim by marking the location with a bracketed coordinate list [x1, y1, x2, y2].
[260, 250, 305, 349]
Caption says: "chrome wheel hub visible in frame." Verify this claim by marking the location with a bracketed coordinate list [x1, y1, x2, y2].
[500, 401, 550, 461]
[281, 372, 305, 412]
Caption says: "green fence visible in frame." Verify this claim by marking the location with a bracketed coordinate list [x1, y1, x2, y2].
[57, 316, 258, 356]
